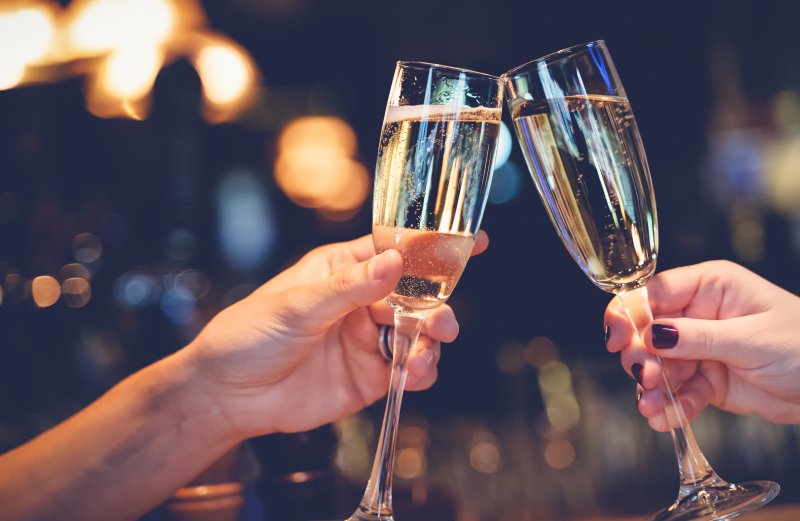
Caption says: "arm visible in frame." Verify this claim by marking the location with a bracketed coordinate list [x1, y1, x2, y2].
[0, 232, 488, 520]
[0, 351, 237, 521]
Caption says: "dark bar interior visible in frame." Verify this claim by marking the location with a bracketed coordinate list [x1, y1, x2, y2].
[1, 1, 799, 520]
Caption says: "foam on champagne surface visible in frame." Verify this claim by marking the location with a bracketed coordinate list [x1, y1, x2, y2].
[384, 104, 501, 124]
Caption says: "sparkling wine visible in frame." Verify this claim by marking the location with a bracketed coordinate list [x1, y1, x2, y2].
[373, 225, 474, 311]
[372, 104, 499, 311]
[510, 94, 658, 292]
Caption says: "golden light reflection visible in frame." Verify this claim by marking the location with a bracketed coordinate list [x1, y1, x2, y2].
[0, 5, 56, 64]
[318, 162, 371, 221]
[0, 63, 26, 91]
[62, 277, 91, 308]
[195, 43, 251, 105]
[32, 275, 61, 308]
[99, 45, 163, 100]
[68, 0, 175, 55]
[275, 116, 369, 219]
[278, 116, 357, 158]
[189, 34, 258, 122]
[0, 0, 258, 123]
[274, 153, 352, 208]
[0, 2, 58, 91]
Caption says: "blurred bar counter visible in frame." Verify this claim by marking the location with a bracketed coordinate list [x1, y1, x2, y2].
[574, 504, 800, 521]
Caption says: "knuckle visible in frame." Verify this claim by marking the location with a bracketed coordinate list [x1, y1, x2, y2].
[693, 320, 715, 355]
[335, 266, 360, 294]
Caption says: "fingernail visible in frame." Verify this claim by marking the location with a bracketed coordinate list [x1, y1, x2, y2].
[631, 363, 644, 386]
[369, 250, 394, 280]
[652, 324, 679, 349]
[636, 384, 643, 402]
[421, 349, 435, 366]
[604, 324, 610, 344]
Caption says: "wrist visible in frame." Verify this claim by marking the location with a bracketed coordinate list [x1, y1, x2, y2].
[157, 345, 249, 446]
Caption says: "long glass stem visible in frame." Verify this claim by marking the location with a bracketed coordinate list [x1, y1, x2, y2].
[617, 287, 716, 489]
[348, 312, 425, 521]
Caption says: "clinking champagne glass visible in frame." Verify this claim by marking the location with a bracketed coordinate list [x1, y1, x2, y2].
[503, 41, 779, 520]
[346, 62, 502, 521]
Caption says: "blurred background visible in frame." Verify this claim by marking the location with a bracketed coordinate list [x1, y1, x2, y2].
[1, 0, 800, 520]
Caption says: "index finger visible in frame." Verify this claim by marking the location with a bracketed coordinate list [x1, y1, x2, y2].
[646, 264, 710, 316]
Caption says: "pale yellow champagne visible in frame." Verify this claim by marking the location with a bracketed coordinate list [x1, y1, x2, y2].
[510, 94, 658, 292]
[373, 104, 499, 311]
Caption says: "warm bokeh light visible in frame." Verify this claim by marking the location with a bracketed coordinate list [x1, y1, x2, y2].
[543, 439, 576, 469]
[275, 151, 355, 208]
[68, 0, 175, 54]
[395, 447, 427, 480]
[524, 336, 559, 368]
[32, 275, 61, 308]
[62, 277, 91, 308]
[195, 42, 253, 106]
[278, 116, 357, 158]
[73, 233, 103, 263]
[98, 44, 163, 99]
[317, 161, 371, 220]
[60, 263, 92, 281]
[0, 62, 26, 91]
[275, 116, 369, 218]
[469, 440, 502, 474]
[0, 0, 259, 123]
[0, 5, 56, 64]
[538, 361, 572, 395]
[0, 2, 58, 91]
[546, 395, 581, 430]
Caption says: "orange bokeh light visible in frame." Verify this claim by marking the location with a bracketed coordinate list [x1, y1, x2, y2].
[32, 275, 61, 308]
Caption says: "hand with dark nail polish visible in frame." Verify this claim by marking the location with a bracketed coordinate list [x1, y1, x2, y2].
[631, 363, 644, 385]
[604, 260, 800, 428]
[652, 324, 678, 348]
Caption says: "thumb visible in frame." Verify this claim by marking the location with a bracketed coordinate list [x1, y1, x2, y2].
[286, 249, 403, 327]
[645, 314, 766, 369]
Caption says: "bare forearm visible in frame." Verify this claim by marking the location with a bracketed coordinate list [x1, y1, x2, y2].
[0, 349, 239, 521]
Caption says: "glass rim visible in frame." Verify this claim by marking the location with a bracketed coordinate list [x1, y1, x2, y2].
[500, 40, 607, 79]
[397, 60, 501, 82]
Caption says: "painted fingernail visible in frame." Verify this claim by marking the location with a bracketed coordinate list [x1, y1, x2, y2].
[631, 363, 644, 386]
[652, 324, 679, 349]
[604, 325, 611, 344]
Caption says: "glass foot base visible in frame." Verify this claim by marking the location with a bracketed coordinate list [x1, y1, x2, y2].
[652, 480, 780, 521]
[346, 507, 394, 521]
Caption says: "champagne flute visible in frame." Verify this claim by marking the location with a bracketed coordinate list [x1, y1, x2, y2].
[347, 61, 502, 521]
[502, 41, 779, 520]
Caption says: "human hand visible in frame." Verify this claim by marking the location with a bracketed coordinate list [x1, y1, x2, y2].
[180, 232, 488, 439]
[604, 260, 800, 431]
